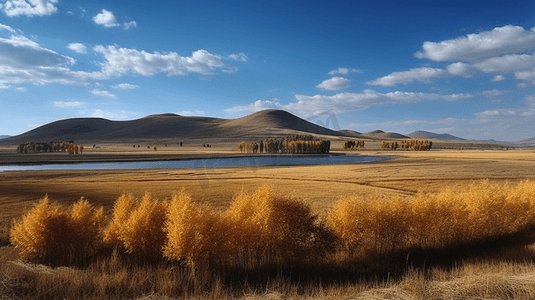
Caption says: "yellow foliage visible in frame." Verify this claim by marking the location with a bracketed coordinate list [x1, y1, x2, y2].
[104, 193, 168, 259]
[327, 180, 535, 260]
[10, 196, 107, 264]
[164, 190, 225, 268]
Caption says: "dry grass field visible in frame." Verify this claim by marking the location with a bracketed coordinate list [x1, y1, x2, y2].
[2, 147, 535, 299]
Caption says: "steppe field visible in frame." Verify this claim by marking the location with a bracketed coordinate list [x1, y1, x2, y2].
[2, 144, 535, 299]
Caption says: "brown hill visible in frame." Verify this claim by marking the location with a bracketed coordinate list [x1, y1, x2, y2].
[362, 130, 409, 139]
[1, 110, 351, 144]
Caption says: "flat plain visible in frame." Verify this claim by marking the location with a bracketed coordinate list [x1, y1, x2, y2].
[2, 145, 535, 299]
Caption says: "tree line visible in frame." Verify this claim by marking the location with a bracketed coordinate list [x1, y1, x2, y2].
[238, 135, 331, 154]
[17, 141, 84, 154]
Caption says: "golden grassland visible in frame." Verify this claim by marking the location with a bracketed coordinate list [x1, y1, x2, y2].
[2, 148, 535, 299]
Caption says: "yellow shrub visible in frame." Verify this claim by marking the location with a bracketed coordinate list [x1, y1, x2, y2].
[103, 193, 136, 249]
[328, 181, 535, 260]
[223, 185, 328, 267]
[164, 190, 225, 268]
[10, 196, 107, 264]
[164, 186, 330, 269]
[104, 193, 168, 259]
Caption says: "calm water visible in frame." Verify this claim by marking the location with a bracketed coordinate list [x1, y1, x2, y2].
[0, 155, 392, 172]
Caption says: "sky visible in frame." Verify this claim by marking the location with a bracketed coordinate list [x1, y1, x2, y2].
[0, 0, 534, 141]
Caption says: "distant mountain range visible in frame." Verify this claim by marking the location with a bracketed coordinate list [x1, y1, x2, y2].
[0, 110, 348, 144]
[406, 130, 466, 141]
[0, 110, 521, 145]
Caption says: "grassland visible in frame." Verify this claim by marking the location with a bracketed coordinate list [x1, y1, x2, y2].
[2, 147, 535, 299]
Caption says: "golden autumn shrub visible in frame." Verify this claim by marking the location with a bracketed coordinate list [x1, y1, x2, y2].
[223, 185, 328, 266]
[164, 190, 225, 268]
[327, 180, 535, 260]
[164, 186, 331, 269]
[104, 193, 168, 259]
[10, 196, 107, 264]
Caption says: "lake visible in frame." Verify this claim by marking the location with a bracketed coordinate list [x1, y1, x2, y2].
[0, 155, 393, 172]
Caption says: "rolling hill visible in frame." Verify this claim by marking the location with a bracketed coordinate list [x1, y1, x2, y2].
[0, 110, 351, 144]
[0, 135, 9, 140]
[407, 131, 465, 141]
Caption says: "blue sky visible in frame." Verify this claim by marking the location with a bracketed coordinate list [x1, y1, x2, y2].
[0, 0, 534, 140]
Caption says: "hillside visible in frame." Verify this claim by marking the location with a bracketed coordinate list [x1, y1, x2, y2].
[407, 130, 465, 141]
[0, 110, 351, 144]
[0, 135, 9, 140]
[362, 130, 409, 139]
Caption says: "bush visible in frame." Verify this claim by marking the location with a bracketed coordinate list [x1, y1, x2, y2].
[10, 196, 107, 265]
[327, 180, 535, 260]
[104, 193, 168, 259]
[164, 190, 225, 268]
[164, 186, 331, 269]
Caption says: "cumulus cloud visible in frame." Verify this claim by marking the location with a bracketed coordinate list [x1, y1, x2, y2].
[93, 9, 119, 27]
[111, 83, 139, 90]
[224, 100, 283, 114]
[0, 34, 86, 87]
[415, 25, 535, 62]
[93, 46, 239, 77]
[317, 77, 350, 90]
[54, 101, 83, 108]
[492, 75, 505, 82]
[367, 67, 448, 86]
[226, 90, 473, 117]
[1, 0, 58, 17]
[0, 25, 246, 89]
[67, 43, 87, 54]
[91, 89, 116, 99]
[287, 90, 472, 117]
[328, 67, 361, 75]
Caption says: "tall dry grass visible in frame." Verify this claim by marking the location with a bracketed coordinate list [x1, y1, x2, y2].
[8, 180, 535, 269]
[103, 193, 168, 259]
[327, 180, 535, 260]
[10, 196, 107, 265]
[164, 186, 332, 269]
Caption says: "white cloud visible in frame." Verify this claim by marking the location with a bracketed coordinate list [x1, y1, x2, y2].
[93, 9, 119, 28]
[67, 43, 87, 54]
[526, 95, 535, 107]
[329, 67, 361, 75]
[317, 77, 350, 90]
[492, 75, 505, 82]
[54, 101, 83, 108]
[481, 89, 505, 97]
[0, 34, 85, 87]
[415, 25, 535, 61]
[94, 46, 239, 77]
[90, 109, 119, 119]
[0, 23, 16, 33]
[177, 110, 207, 116]
[91, 89, 116, 99]
[367, 67, 448, 86]
[517, 82, 528, 88]
[225, 100, 283, 115]
[226, 53, 248, 62]
[0, 26, 246, 89]
[111, 83, 139, 90]
[287, 90, 472, 117]
[123, 21, 137, 30]
[1, 0, 58, 17]
[446, 62, 472, 77]
[226, 90, 473, 117]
